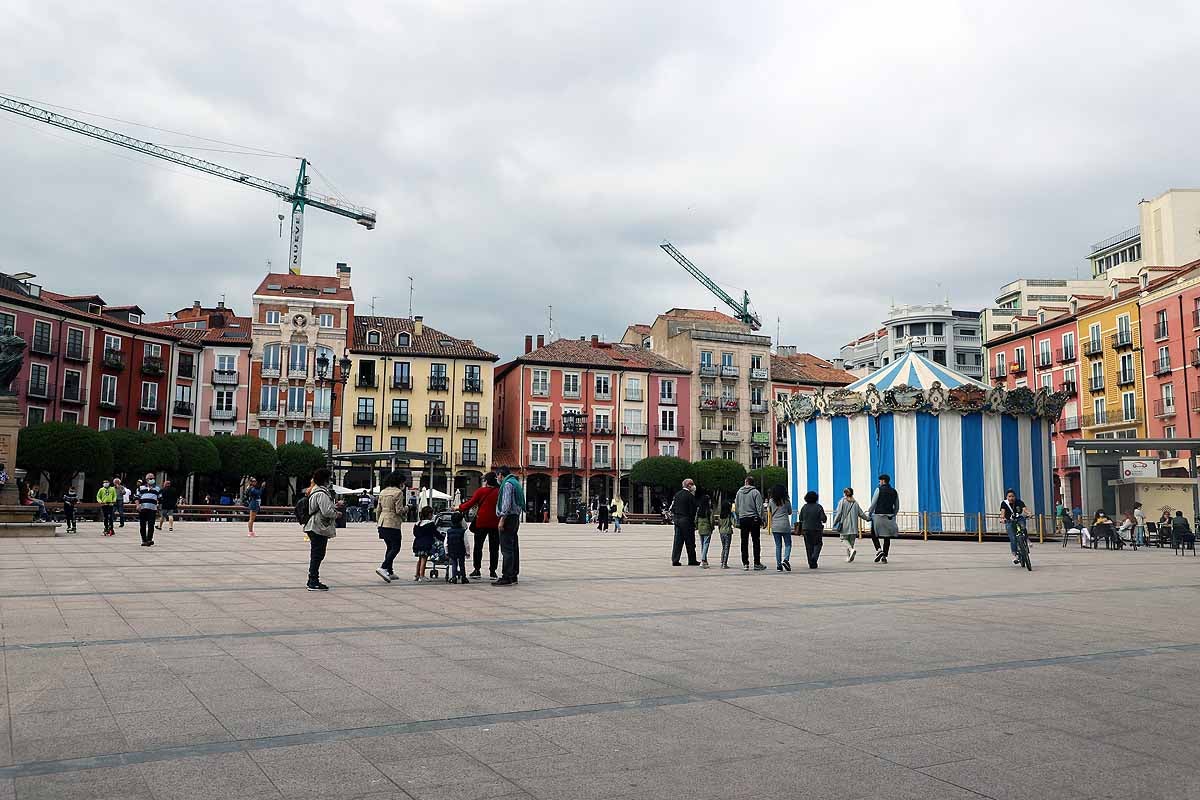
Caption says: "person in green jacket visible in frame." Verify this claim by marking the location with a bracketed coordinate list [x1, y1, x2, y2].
[696, 492, 715, 568]
[96, 480, 117, 535]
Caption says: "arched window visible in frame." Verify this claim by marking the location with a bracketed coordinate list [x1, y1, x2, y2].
[396, 332, 411, 347]
[367, 330, 380, 345]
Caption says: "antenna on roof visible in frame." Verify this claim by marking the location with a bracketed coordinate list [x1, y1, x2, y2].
[548, 305, 555, 340]
[776, 316, 780, 351]
[370, 296, 378, 316]
[407, 276, 414, 319]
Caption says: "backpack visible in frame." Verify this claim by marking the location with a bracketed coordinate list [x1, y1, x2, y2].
[294, 489, 326, 525]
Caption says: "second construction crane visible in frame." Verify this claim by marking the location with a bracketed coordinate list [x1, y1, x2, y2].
[0, 94, 376, 274]
[659, 241, 762, 330]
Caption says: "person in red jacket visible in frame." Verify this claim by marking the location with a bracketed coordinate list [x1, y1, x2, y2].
[460, 471, 501, 579]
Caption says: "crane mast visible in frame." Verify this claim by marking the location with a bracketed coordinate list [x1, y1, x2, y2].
[0, 94, 376, 274]
[659, 241, 762, 330]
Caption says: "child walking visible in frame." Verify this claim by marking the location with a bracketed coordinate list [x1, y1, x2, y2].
[696, 493, 714, 568]
[447, 511, 469, 584]
[717, 500, 734, 569]
[412, 507, 437, 582]
[831, 487, 870, 562]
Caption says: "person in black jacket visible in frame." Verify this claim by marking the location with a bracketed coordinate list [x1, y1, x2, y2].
[670, 478, 700, 566]
[797, 491, 827, 569]
[867, 474, 900, 564]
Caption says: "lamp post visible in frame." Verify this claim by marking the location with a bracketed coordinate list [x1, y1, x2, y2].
[315, 353, 352, 468]
[563, 409, 588, 523]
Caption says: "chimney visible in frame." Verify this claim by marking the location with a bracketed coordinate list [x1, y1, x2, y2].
[192, 300, 201, 310]
[832, 357, 845, 370]
[216, 299, 225, 309]
[336, 262, 351, 289]
[777, 345, 797, 356]
[536, 334, 545, 348]
[524, 335, 533, 354]
[413, 315, 424, 336]
[590, 334, 599, 347]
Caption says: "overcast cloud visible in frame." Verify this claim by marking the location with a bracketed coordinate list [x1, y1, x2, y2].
[3, 1, 1200, 360]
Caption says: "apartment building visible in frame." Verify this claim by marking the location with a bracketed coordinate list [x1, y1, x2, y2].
[840, 304, 984, 379]
[981, 278, 1109, 344]
[493, 335, 690, 519]
[249, 266, 354, 450]
[769, 347, 856, 471]
[1087, 189, 1200, 279]
[345, 314, 497, 495]
[623, 309, 769, 467]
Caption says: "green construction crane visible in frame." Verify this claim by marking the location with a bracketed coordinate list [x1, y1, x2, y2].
[659, 241, 762, 330]
[0, 94, 375, 274]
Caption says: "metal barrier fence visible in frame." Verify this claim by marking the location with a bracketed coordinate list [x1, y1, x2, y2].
[884, 512, 1053, 542]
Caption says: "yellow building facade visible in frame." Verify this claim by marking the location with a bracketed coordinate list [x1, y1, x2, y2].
[346, 315, 497, 493]
[1077, 283, 1147, 440]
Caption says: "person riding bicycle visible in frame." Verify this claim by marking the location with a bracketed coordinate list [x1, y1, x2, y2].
[1000, 489, 1027, 565]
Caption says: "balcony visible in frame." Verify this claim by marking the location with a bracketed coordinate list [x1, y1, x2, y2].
[61, 386, 85, 405]
[355, 412, 376, 427]
[1035, 353, 1053, 369]
[258, 407, 279, 420]
[1089, 377, 1105, 392]
[720, 398, 740, 412]
[172, 401, 194, 417]
[1059, 381, 1077, 396]
[138, 402, 160, 416]
[531, 385, 550, 398]
[458, 415, 488, 431]
[560, 419, 587, 435]
[659, 393, 677, 406]
[657, 426, 684, 439]
[1055, 347, 1076, 363]
[698, 364, 719, 377]
[592, 456, 613, 470]
[356, 373, 378, 389]
[1121, 408, 1140, 424]
[1082, 412, 1108, 428]
[26, 381, 51, 400]
[592, 423, 614, 436]
[750, 402, 769, 415]
[562, 386, 581, 399]
[456, 452, 483, 467]
[594, 390, 612, 402]
[959, 363, 984, 377]
[1117, 370, 1136, 386]
[626, 388, 643, 401]
[1058, 416, 1081, 432]
[1110, 331, 1134, 349]
[98, 398, 120, 412]
[1009, 361, 1027, 375]
[285, 407, 308, 421]
[619, 456, 641, 470]
[720, 365, 740, 379]
[1154, 399, 1177, 418]
[261, 364, 281, 379]
[211, 368, 239, 385]
[527, 420, 553, 435]
[721, 430, 743, 442]
[425, 414, 449, 429]
[1083, 339, 1102, 357]
[287, 365, 307, 380]
[102, 348, 125, 371]
[1155, 322, 1169, 340]
[621, 423, 647, 436]
[1153, 357, 1172, 376]
[137, 356, 163, 377]
[700, 429, 721, 442]
[30, 337, 54, 358]
[389, 413, 411, 428]
[462, 378, 483, 394]
[392, 375, 413, 390]
[751, 431, 770, 445]
[1057, 452, 1081, 470]
[428, 376, 449, 392]
[750, 368, 768, 382]
[64, 344, 89, 363]
[991, 366, 1008, 380]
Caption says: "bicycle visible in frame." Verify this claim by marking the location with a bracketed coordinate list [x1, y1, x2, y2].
[1012, 514, 1032, 571]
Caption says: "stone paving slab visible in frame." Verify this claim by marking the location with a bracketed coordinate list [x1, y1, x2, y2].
[1, 519, 1199, 798]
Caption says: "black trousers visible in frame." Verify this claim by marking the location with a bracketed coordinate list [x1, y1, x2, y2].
[871, 534, 891, 555]
[101, 506, 114, 532]
[64, 506, 76, 530]
[499, 515, 520, 578]
[379, 527, 402, 573]
[138, 509, 156, 543]
[740, 517, 762, 565]
[802, 529, 823, 567]
[473, 526, 499, 573]
[672, 518, 697, 564]
[308, 533, 329, 583]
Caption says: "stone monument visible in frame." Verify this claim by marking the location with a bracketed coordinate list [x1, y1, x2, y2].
[0, 327, 59, 536]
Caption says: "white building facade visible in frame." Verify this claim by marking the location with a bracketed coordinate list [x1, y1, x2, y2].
[839, 303, 984, 380]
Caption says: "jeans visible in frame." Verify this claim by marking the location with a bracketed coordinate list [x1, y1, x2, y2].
[64, 505, 76, 531]
[379, 527, 402, 573]
[719, 529, 732, 566]
[1005, 520, 1019, 555]
[116, 501, 125, 526]
[473, 526, 499, 573]
[773, 530, 792, 565]
[699, 533, 712, 561]
[671, 518, 697, 564]
[739, 517, 762, 565]
[138, 509, 156, 544]
[1134, 525, 1146, 546]
[802, 529, 823, 567]
[308, 533, 329, 583]
[613, 517, 622, 533]
[101, 505, 115, 532]
[499, 515, 521, 578]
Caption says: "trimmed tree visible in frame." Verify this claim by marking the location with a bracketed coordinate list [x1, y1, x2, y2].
[134, 435, 180, 478]
[167, 433, 221, 481]
[101, 428, 144, 479]
[277, 442, 327, 502]
[212, 435, 277, 485]
[691, 458, 747, 505]
[748, 466, 788, 494]
[16, 422, 113, 493]
[629, 455, 692, 491]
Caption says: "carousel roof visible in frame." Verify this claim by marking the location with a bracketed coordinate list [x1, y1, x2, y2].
[846, 350, 989, 392]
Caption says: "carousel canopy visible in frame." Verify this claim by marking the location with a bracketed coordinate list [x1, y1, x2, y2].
[846, 351, 988, 393]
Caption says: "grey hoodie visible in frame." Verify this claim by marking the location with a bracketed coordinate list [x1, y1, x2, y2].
[734, 485, 763, 521]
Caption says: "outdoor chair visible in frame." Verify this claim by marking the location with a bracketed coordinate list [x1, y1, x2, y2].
[1176, 534, 1196, 556]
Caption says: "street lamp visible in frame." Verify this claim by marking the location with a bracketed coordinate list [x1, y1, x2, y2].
[315, 352, 352, 467]
[562, 409, 588, 523]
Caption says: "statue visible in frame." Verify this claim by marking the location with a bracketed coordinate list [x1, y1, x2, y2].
[0, 328, 25, 395]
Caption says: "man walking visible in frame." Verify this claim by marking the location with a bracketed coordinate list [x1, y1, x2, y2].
[493, 466, 523, 586]
[735, 476, 766, 570]
[158, 479, 180, 532]
[136, 473, 162, 546]
[867, 473, 900, 564]
[97, 479, 117, 535]
[303, 467, 340, 590]
[670, 478, 700, 566]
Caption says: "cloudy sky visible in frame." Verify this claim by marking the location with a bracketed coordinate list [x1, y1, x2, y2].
[3, 1, 1200, 360]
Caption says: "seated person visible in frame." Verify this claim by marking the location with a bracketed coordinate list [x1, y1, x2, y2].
[1171, 511, 1194, 547]
[1091, 510, 1116, 548]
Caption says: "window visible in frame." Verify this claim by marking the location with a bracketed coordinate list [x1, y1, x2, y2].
[431, 363, 447, 378]
[464, 364, 481, 391]
[751, 417, 765, 434]
[178, 351, 195, 378]
[1162, 383, 1175, 410]
[1090, 360, 1103, 387]
[622, 408, 642, 432]
[355, 436, 373, 452]
[1156, 309, 1169, 339]
[144, 342, 162, 359]
[561, 441, 580, 467]
[995, 352, 1006, 372]
[1041, 373, 1053, 390]
[776, 449, 788, 469]
[1038, 340, 1051, 366]
[593, 409, 610, 432]
[429, 400, 445, 422]
[531, 407, 549, 430]
[1014, 347, 1025, 370]
[391, 398, 408, 420]
[660, 408, 676, 433]
[367, 330, 381, 345]
[312, 427, 329, 449]
[288, 344, 308, 373]
[660, 442, 678, 457]
[137, 421, 155, 432]
[641, 336, 652, 350]
[396, 331, 410, 346]
[1061, 332, 1075, 360]
[262, 343, 281, 371]
[313, 387, 331, 416]
[701, 415, 715, 430]
[721, 415, 735, 432]
[750, 386, 764, 405]
[390, 436, 407, 451]
[1119, 352, 1134, 380]
[318, 313, 334, 328]
[1093, 398, 1106, 424]
[594, 374, 611, 398]
[265, 310, 281, 324]
[660, 379, 675, 401]
[27, 407, 45, 425]
[215, 389, 234, 413]
[175, 383, 192, 403]
[357, 397, 375, 416]
[722, 449, 735, 460]
[932, 322, 944, 335]
[626, 376, 642, 400]
[260, 385, 279, 412]
[140, 381, 159, 411]
[1064, 367, 1076, 386]
[1122, 392, 1136, 421]
[751, 454, 766, 470]
[427, 437, 444, 459]
[99, 417, 116, 431]
[258, 426, 275, 442]
[104, 334, 122, 354]
[285, 427, 305, 444]
[28, 363, 48, 396]
[63, 370, 82, 402]
[751, 354, 763, 370]
[1165, 425, 1176, 439]
[700, 448, 713, 460]
[287, 386, 306, 413]
[65, 328, 85, 360]
[393, 361, 411, 387]
[462, 439, 479, 464]
[623, 443, 642, 465]
[721, 352, 734, 368]
[701, 382, 715, 399]
[699, 351, 713, 367]
[101, 374, 117, 405]
[530, 441, 548, 466]
[62, 411, 78, 424]
[216, 353, 235, 372]
[531, 369, 550, 396]
[563, 372, 580, 397]
[1088, 323, 1101, 347]
[908, 323, 927, 336]
[1116, 314, 1132, 342]
[31, 320, 52, 353]
[0, 312, 13, 333]
[592, 442, 611, 466]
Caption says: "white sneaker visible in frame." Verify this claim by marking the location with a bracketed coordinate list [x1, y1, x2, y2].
[848, 548, 856, 563]
[375, 567, 392, 582]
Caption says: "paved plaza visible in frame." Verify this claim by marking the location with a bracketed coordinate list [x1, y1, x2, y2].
[0, 520, 1198, 799]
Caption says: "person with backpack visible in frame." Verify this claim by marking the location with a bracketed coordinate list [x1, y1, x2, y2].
[493, 465, 524, 586]
[300, 468, 340, 591]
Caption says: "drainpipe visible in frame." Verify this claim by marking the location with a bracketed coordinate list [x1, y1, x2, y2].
[1178, 294, 1193, 439]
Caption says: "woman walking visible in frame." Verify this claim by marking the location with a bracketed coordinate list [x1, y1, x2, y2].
[696, 492, 714, 568]
[460, 472, 501, 580]
[768, 484, 793, 571]
[374, 471, 407, 582]
[867, 474, 900, 564]
[797, 491, 827, 569]
[245, 477, 262, 537]
[612, 496, 624, 533]
[597, 497, 610, 533]
[1132, 501, 1146, 548]
[831, 487, 870, 562]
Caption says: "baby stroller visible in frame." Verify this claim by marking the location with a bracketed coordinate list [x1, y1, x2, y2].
[426, 510, 453, 581]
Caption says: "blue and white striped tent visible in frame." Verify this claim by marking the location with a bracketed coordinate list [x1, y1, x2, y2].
[785, 352, 1053, 531]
